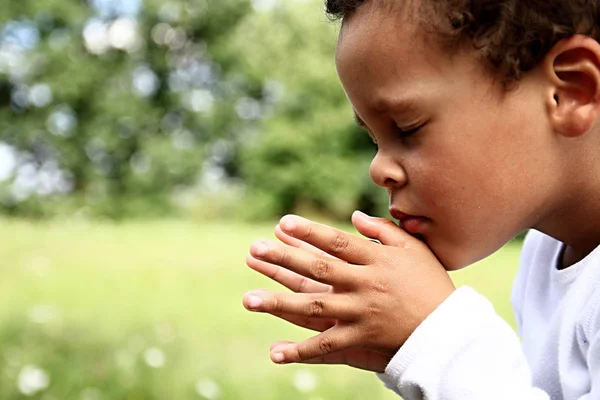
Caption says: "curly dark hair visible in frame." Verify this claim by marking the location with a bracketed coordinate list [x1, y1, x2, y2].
[326, 0, 600, 83]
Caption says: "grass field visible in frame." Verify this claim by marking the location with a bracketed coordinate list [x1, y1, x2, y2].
[0, 219, 522, 399]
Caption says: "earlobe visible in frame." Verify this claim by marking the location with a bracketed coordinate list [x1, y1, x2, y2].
[545, 35, 600, 138]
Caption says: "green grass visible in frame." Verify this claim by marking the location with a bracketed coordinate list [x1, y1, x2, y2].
[0, 219, 522, 399]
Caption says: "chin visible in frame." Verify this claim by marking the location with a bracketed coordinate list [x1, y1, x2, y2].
[428, 241, 479, 272]
[433, 238, 509, 271]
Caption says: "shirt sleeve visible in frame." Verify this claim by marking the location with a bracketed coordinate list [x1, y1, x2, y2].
[377, 286, 550, 399]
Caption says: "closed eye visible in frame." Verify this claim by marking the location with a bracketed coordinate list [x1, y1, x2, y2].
[396, 124, 424, 139]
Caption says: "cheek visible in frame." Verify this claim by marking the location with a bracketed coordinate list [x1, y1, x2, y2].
[410, 152, 519, 269]
[411, 156, 475, 215]
[409, 90, 546, 268]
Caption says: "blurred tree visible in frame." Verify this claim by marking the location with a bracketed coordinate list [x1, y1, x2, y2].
[0, 0, 388, 221]
[0, 0, 263, 218]
[230, 2, 388, 220]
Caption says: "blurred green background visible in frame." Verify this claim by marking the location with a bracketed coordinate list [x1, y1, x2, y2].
[0, 0, 523, 398]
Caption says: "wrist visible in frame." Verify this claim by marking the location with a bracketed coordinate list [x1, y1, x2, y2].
[384, 285, 456, 356]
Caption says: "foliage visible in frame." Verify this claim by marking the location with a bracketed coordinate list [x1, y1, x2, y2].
[0, 0, 265, 218]
[232, 3, 388, 220]
[0, 0, 390, 220]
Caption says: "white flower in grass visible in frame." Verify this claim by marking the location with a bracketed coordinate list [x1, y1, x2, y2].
[196, 379, 221, 399]
[143, 347, 165, 368]
[17, 365, 50, 396]
[292, 369, 319, 392]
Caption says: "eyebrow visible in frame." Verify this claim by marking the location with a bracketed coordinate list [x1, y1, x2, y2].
[376, 96, 420, 115]
[353, 97, 420, 129]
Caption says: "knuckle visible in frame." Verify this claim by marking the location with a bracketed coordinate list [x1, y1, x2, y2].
[271, 296, 284, 313]
[330, 233, 349, 254]
[318, 336, 335, 355]
[270, 265, 281, 280]
[277, 247, 290, 265]
[369, 279, 389, 295]
[312, 258, 331, 280]
[362, 324, 380, 345]
[307, 299, 325, 317]
[297, 277, 309, 293]
[301, 224, 315, 241]
[290, 346, 303, 362]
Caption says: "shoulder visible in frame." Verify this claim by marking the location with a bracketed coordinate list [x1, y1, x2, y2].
[514, 230, 557, 285]
[511, 230, 559, 320]
[520, 229, 556, 264]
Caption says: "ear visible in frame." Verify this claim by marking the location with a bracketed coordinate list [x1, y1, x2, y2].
[543, 35, 600, 138]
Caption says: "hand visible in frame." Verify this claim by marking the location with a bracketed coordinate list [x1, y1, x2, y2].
[245, 223, 392, 372]
[243, 211, 455, 372]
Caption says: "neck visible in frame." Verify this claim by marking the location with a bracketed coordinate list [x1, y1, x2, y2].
[535, 150, 600, 268]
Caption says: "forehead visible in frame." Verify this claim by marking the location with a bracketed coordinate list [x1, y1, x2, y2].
[335, 3, 441, 109]
[336, 2, 416, 60]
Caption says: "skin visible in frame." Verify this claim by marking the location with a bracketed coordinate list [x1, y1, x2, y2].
[242, 1, 600, 372]
[337, 3, 600, 271]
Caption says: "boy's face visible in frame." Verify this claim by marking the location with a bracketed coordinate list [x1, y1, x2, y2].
[336, 5, 561, 270]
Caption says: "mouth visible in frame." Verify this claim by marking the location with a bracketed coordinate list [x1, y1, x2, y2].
[389, 207, 429, 239]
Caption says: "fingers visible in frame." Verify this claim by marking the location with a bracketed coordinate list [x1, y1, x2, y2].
[270, 312, 336, 333]
[246, 254, 331, 294]
[242, 291, 357, 321]
[270, 345, 389, 373]
[270, 340, 294, 352]
[248, 239, 360, 288]
[269, 334, 390, 373]
[274, 225, 339, 260]
[351, 210, 416, 248]
[301, 349, 389, 373]
[268, 327, 354, 365]
[278, 215, 377, 265]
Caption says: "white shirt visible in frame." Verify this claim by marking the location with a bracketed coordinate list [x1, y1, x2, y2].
[378, 230, 600, 399]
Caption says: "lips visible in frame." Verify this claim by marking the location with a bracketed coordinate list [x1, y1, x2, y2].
[389, 207, 422, 222]
[389, 207, 428, 235]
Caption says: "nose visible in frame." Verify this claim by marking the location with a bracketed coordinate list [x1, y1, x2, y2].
[369, 150, 407, 188]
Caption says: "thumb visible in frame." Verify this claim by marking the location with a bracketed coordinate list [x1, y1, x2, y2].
[351, 210, 414, 247]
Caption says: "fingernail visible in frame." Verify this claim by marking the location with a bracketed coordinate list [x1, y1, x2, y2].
[355, 210, 368, 218]
[272, 352, 285, 363]
[280, 216, 295, 233]
[272, 345, 286, 353]
[248, 295, 263, 309]
[252, 241, 269, 257]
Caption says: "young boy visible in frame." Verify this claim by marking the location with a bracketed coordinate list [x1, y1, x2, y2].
[243, 0, 600, 398]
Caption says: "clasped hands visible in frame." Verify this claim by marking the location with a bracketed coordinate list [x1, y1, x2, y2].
[243, 211, 455, 373]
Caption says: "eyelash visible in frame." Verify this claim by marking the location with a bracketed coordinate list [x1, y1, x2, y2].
[395, 124, 423, 139]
